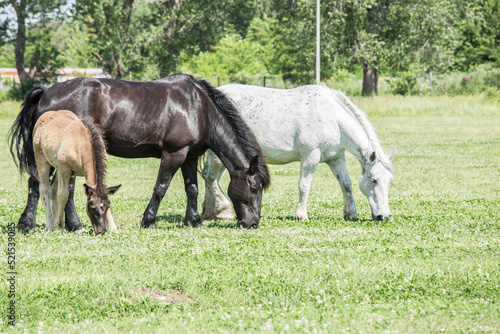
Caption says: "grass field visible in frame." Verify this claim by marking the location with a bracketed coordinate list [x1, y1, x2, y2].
[0, 95, 499, 333]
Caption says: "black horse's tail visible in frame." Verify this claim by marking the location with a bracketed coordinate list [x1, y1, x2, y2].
[192, 76, 271, 189]
[8, 86, 46, 179]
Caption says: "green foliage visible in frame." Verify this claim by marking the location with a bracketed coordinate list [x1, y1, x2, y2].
[386, 65, 423, 96]
[0, 44, 15, 67]
[25, 21, 64, 77]
[454, 0, 500, 70]
[484, 70, 500, 90]
[54, 20, 98, 68]
[180, 16, 277, 82]
[7, 78, 42, 101]
[0, 0, 499, 93]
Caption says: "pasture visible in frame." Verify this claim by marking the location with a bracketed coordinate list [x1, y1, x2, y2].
[0, 95, 499, 333]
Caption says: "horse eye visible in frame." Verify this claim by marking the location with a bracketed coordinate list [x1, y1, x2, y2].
[371, 178, 378, 184]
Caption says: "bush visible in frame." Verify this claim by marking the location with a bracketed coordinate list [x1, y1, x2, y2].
[386, 71, 421, 96]
[7, 78, 42, 101]
[484, 71, 500, 90]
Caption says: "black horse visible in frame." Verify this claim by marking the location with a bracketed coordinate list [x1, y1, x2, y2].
[9, 74, 270, 231]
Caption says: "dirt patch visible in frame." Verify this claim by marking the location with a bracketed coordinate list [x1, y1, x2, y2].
[130, 287, 195, 305]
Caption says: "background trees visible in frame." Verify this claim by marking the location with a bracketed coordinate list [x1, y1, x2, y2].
[0, 0, 499, 95]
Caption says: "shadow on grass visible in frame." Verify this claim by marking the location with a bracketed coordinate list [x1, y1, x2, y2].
[155, 214, 239, 229]
[267, 215, 395, 227]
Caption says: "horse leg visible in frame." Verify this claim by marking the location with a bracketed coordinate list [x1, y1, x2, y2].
[181, 158, 202, 227]
[17, 176, 40, 232]
[105, 209, 118, 232]
[64, 177, 84, 232]
[37, 162, 54, 232]
[326, 153, 358, 220]
[201, 150, 234, 221]
[141, 149, 188, 228]
[295, 149, 321, 221]
[55, 169, 72, 231]
[50, 172, 58, 223]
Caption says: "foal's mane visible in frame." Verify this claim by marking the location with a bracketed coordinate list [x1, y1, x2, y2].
[192, 76, 271, 189]
[80, 118, 108, 197]
[332, 90, 394, 172]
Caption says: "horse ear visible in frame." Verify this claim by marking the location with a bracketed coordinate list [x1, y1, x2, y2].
[248, 155, 259, 175]
[388, 148, 396, 161]
[83, 183, 94, 197]
[107, 184, 122, 195]
[370, 151, 376, 163]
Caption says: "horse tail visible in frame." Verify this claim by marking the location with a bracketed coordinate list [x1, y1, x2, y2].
[8, 86, 46, 179]
[191, 77, 271, 189]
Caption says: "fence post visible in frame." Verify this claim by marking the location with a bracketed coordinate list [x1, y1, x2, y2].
[217, 77, 220, 87]
[263, 76, 266, 87]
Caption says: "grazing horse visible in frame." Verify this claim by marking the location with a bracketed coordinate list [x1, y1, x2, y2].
[33, 110, 121, 234]
[9, 74, 270, 232]
[202, 84, 394, 222]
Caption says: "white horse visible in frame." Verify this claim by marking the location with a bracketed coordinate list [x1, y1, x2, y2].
[202, 84, 395, 221]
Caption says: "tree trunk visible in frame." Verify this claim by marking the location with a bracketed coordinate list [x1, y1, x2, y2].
[362, 57, 379, 96]
[13, 0, 30, 83]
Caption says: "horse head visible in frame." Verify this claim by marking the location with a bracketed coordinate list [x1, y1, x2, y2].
[359, 149, 395, 221]
[84, 184, 121, 235]
[227, 156, 263, 229]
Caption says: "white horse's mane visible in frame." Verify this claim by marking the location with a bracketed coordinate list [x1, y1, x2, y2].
[328, 87, 394, 172]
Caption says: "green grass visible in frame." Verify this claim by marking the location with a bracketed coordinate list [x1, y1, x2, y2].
[1, 97, 499, 333]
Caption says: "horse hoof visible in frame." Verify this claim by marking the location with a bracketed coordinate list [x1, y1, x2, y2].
[18, 216, 36, 232]
[140, 222, 157, 229]
[185, 215, 203, 227]
[344, 213, 358, 220]
[216, 209, 235, 222]
[293, 212, 309, 221]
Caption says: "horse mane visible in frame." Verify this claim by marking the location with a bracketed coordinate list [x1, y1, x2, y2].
[332, 90, 394, 172]
[191, 76, 271, 189]
[80, 118, 108, 197]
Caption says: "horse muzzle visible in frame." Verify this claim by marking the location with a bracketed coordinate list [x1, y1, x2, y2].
[236, 219, 260, 229]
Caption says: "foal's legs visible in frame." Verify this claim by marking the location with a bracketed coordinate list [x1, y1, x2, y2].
[181, 158, 202, 227]
[141, 149, 188, 228]
[51, 175, 85, 232]
[201, 150, 234, 221]
[295, 149, 321, 221]
[326, 153, 358, 220]
[37, 161, 55, 231]
[54, 169, 72, 231]
[50, 173, 59, 222]
[105, 209, 118, 232]
[64, 177, 84, 232]
[17, 176, 82, 232]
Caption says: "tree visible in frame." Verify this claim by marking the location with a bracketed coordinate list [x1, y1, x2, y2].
[454, 0, 500, 70]
[74, 0, 143, 79]
[385, 0, 462, 73]
[0, 0, 67, 84]
[149, 0, 266, 77]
